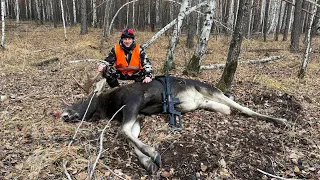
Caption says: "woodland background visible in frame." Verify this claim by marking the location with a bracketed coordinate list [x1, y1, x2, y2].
[0, 0, 320, 179]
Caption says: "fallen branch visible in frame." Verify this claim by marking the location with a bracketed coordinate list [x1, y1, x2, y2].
[32, 57, 59, 66]
[89, 105, 126, 179]
[63, 160, 72, 180]
[69, 59, 102, 63]
[68, 91, 97, 148]
[200, 55, 284, 70]
[257, 168, 295, 180]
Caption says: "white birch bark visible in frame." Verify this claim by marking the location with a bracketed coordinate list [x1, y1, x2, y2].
[267, 0, 279, 34]
[247, 0, 253, 37]
[142, 2, 207, 49]
[299, 0, 318, 78]
[195, 0, 215, 66]
[25, 0, 28, 19]
[107, 0, 139, 37]
[42, 0, 46, 21]
[60, 0, 67, 40]
[72, 0, 77, 23]
[1, 0, 5, 49]
[35, 0, 41, 21]
[228, 0, 235, 29]
[166, 0, 189, 67]
[14, 0, 19, 23]
[92, 0, 97, 27]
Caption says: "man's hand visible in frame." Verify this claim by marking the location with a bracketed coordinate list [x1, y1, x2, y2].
[143, 77, 152, 83]
[98, 63, 106, 72]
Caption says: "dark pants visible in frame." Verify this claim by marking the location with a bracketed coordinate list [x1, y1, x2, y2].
[103, 69, 144, 88]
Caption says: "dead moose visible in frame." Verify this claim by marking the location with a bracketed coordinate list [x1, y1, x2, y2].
[61, 76, 287, 173]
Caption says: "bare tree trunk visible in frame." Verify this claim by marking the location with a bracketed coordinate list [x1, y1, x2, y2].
[60, 0, 67, 40]
[1, 0, 5, 49]
[92, 0, 97, 27]
[35, 0, 41, 23]
[283, 0, 293, 41]
[275, 0, 283, 41]
[14, 0, 19, 23]
[311, 1, 320, 37]
[72, 0, 76, 24]
[185, 0, 215, 76]
[216, 0, 249, 92]
[166, 0, 189, 70]
[80, 0, 88, 34]
[290, 0, 303, 52]
[263, 0, 270, 42]
[298, 0, 318, 79]
[107, 0, 139, 37]
[142, 2, 207, 49]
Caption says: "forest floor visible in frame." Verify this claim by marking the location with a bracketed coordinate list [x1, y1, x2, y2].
[0, 20, 319, 180]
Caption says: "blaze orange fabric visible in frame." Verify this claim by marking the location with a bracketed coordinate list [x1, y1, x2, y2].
[114, 44, 143, 75]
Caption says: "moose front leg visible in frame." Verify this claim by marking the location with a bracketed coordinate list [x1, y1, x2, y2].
[121, 115, 161, 173]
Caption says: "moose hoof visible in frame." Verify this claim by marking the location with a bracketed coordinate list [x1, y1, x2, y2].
[153, 154, 162, 168]
[147, 162, 159, 174]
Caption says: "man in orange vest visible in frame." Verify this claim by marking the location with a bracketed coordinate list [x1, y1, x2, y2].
[98, 28, 153, 88]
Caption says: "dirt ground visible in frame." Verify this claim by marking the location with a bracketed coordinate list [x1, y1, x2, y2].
[0, 21, 319, 179]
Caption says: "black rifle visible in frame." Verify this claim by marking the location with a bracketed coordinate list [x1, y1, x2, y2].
[162, 59, 182, 129]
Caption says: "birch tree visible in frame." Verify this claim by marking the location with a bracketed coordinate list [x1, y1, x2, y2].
[299, 0, 319, 79]
[92, 0, 97, 27]
[166, 0, 190, 70]
[142, 2, 207, 49]
[60, 0, 67, 40]
[185, 0, 215, 76]
[283, 0, 293, 41]
[14, 0, 19, 23]
[216, 0, 249, 92]
[72, 0, 77, 24]
[1, 0, 5, 49]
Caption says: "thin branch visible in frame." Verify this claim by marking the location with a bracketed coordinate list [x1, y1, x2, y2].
[68, 91, 97, 148]
[63, 160, 72, 180]
[107, 0, 139, 37]
[200, 56, 284, 70]
[89, 105, 126, 179]
[69, 59, 102, 63]
[257, 168, 295, 180]
[99, 162, 126, 180]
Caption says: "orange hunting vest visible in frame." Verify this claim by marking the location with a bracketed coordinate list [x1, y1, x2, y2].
[114, 44, 143, 76]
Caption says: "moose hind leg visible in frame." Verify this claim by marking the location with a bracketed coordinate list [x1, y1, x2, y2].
[131, 117, 160, 173]
[121, 116, 161, 172]
[199, 99, 231, 115]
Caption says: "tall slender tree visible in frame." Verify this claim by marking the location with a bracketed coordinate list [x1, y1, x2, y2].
[290, 0, 303, 52]
[80, 0, 88, 34]
[185, 0, 215, 76]
[1, 0, 5, 49]
[299, 0, 318, 78]
[166, 0, 189, 70]
[216, 0, 249, 92]
[283, 1, 293, 41]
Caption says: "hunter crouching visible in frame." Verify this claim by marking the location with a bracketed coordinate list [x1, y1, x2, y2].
[98, 28, 153, 88]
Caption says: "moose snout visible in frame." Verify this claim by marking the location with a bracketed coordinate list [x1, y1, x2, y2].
[61, 110, 80, 122]
[61, 112, 71, 121]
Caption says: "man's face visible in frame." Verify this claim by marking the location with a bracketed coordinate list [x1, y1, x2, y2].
[122, 38, 134, 47]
